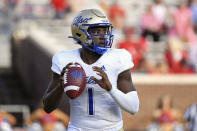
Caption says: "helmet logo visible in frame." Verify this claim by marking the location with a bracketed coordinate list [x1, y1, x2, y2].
[74, 16, 92, 24]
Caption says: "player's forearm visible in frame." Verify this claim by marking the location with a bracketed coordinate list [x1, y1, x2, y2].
[43, 82, 63, 113]
[109, 88, 139, 114]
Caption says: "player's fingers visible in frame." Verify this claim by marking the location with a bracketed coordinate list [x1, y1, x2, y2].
[61, 62, 74, 76]
[67, 62, 74, 68]
[93, 67, 109, 81]
[63, 63, 74, 71]
[90, 76, 99, 84]
[93, 66, 106, 77]
[96, 72, 105, 79]
[93, 66, 103, 72]
[96, 72, 101, 76]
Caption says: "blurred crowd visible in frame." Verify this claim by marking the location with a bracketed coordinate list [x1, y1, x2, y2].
[1, 0, 197, 74]
[0, 100, 196, 131]
[0, 102, 70, 131]
[112, 0, 197, 74]
[25, 102, 69, 131]
[146, 95, 197, 131]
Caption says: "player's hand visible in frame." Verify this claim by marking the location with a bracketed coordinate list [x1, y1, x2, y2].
[60, 62, 74, 86]
[90, 66, 112, 91]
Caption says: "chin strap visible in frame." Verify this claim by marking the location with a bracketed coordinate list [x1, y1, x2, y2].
[93, 44, 107, 54]
[68, 36, 108, 54]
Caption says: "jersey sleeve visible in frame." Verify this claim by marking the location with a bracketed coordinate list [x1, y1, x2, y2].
[51, 53, 62, 75]
[116, 49, 134, 75]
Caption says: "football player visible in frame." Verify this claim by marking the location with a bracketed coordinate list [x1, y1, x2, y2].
[43, 9, 140, 131]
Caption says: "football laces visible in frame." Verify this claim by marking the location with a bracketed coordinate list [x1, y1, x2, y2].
[63, 69, 68, 84]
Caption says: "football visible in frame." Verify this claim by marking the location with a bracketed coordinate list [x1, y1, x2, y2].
[62, 62, 86, 99]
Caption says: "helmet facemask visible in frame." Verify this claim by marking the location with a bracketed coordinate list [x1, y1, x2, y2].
[84, 23, 113, 54]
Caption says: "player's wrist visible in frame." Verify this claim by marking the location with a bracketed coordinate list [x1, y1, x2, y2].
[108, 86, 116, 93]
[106, 88, 111, 91]
[106, 83, 112, 91]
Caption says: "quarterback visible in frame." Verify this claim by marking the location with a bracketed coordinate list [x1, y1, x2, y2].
[43, 9, 140, 131]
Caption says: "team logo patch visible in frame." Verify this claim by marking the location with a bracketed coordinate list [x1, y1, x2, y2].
[86, 77, 97, 84]
[101, 65, 106, 71]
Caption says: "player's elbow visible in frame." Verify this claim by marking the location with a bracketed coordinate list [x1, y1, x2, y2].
[42, 98, 57, 113]
[43, 105, 55, 113]
[127, 101, 139, 115]
[128, 91, 140, 115]
[44, 108, 54, 113]
[131, 103, 139, 115]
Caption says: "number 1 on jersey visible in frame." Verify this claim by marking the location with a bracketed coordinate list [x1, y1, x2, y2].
[87, 88, 94, 116]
